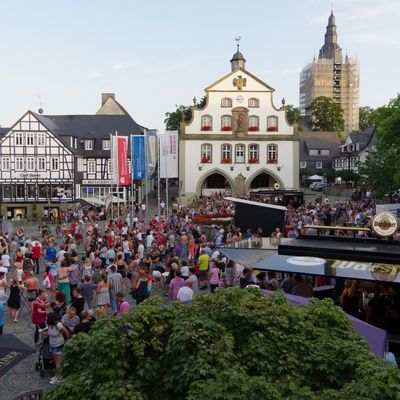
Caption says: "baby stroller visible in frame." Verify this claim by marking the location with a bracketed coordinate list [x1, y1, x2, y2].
[35, 336, 55, 377]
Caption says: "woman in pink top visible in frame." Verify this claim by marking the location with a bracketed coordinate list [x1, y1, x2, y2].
[209, 261, 220, 293]
[169, 270, 185, 301]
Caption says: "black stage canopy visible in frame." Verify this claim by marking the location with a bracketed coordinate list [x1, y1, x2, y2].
[225, 197, 286, 237]
[0, 334, 34, 377]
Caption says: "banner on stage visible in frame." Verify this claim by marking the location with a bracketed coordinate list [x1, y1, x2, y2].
[111, 135, 131, 186]
[132, 135, 146, 180]
[160, 130, 178, 179]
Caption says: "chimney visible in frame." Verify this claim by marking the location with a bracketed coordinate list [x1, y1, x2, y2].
[101, 93, 115, 105]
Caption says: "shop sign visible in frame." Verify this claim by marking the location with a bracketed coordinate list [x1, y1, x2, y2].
[82, 180, 112, 185]
[372, 212, 399, 237]
[17, 172, 48, 179]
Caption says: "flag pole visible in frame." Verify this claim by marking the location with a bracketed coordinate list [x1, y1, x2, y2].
[165, 132, 169, 219]
[157, 131, 161, 218]
[144, 129, 149, 224]
[116, 130, 120, 221]
[130, 134, 134, 224]
[110, 132, 114, 221]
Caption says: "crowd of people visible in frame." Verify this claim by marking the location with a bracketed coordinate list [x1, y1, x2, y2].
[0, 191, 399, 386]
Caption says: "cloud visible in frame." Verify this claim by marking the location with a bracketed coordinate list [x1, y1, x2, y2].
[112, 61, 131, 70]
[88, 71, 104, 79]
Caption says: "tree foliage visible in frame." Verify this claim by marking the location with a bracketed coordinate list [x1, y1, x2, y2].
[359, 94, 400, 198]
[359, 106, 377, 131]
[310, 96, 344, 132]
[164, 105, 192, 131]
[336, 169, 361, 184]
[286, 104, 304, 128]
[45, 289, 400, 400]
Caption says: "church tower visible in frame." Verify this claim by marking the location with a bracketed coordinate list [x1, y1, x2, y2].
[230, 43, 246, 71]
[299, 11, 359, 133]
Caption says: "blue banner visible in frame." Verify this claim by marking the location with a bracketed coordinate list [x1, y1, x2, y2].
[132, 135, 146, 180]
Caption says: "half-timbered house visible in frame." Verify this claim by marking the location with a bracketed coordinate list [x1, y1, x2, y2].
[0, 94, 147, 219]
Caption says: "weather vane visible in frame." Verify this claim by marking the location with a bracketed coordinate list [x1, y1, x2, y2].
[235, 36, 241, 50]
[331, 0, 334, 12]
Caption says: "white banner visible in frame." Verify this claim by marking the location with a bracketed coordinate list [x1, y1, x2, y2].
[159, 130, 178, 178]
[110, 134, 119, 184]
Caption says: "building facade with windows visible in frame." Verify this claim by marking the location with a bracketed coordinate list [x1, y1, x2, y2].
[299, 12, 359, 133]
[333, 127, 375, 172]
[179, 48, 299, 203]
[0, 94, 147, 219]
[299, 131, 340, 175]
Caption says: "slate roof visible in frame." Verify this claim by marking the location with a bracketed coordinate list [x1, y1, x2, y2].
[0, 127, 10, 136]
[337, 127, 375, 157]
[299, 131, 341, 161]
[32, 113, 147, 156]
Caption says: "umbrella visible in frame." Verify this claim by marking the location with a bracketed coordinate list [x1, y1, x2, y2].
[308, 175, 323, 180]
[0, 334, 34, 377]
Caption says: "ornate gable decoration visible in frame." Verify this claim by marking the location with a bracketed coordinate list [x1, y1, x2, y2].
[233, 75, 247, 90]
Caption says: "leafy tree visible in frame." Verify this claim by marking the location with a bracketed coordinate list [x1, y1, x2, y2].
[336, 169, 361, 184]
[299, 168, 311, 184]
[359, 106, 377, 131]
[286, 104, 304, 128]
[310, 96, 344, 132]
[358, 94, 400, 198]
[164, 105, 192, 131]
[323, 169, 337, 184]
[45, 289, 400, 400]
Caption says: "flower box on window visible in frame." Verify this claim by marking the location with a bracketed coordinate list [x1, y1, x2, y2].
[249, 158, 259, 164]
[267, 159, 278, 164]
[267, 126, 278, 132]
[222, 126, 232, 131]
[248, 126, 259, 132]
[201, 157, 211, 163]
[201, 125, 212, 131]
[222, 158, 232, 164]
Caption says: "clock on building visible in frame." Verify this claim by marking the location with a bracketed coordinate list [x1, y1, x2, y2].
[236, 95, 244, 103]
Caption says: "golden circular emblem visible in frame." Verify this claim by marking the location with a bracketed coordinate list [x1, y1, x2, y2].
[372, 212, 399, 237]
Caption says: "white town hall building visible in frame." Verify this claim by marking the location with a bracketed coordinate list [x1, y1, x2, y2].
[178, 47, 299, 204]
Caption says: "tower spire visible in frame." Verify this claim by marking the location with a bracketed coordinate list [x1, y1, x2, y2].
[230, 37, 246, 71]
[318, 10, 342, 61]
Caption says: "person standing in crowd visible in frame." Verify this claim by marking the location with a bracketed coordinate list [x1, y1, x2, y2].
[7, 279, 22, 322]
[79, 275, 97, 310]
[115, 292, 129, 316]
[31, 240, 41, 274]
[198, 249, 209, 290]
[46, 312, 69, 385]
[32, 291, 50, 345]
[177, 279, 194, 305]
[94, 275, 110, 313]
[107, 265, 123, 313]
[209, 261, 220, 293]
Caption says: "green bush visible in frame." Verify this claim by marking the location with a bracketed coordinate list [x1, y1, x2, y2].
[45, 289, 400, 400]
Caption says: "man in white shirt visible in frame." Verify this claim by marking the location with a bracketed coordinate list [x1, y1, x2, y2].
[177, 280, 194, 305]
[146, 232, 154, 249]
[137, 241, 145, 259]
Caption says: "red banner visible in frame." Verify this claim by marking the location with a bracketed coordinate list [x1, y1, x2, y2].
[117, 136, 131, 186]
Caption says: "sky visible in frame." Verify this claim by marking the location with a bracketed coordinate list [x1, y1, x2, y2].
[0, 0, 399, 131]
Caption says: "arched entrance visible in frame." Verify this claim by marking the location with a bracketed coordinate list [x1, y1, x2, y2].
[198, 170, 234, 196]
[245, 169, 284, 191]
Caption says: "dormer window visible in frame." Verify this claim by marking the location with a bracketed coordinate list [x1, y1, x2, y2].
[85, 140, 94, 150]
[221, 98, 232, 108]
[103, 140, 111, 150]
[248, 98, 260, 108]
